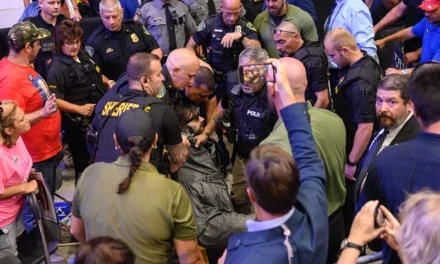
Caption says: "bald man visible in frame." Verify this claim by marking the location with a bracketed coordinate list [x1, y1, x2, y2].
[186, 0, 260, 99]
[158, 48, 200, 106]
[324, 28, 382, 236]
[260, 57, 346, 264]
[274, 21, 329, 108]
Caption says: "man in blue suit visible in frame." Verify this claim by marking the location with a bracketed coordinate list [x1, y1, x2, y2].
[219, 59, 328, 263]
[358, 62, 440, 264]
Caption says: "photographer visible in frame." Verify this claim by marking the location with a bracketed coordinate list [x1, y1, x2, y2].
[339, 190, 440, 264]
[204, 47, 278, 214]
[46, 19, 107, 183]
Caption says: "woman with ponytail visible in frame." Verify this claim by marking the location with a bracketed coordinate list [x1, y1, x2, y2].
[70, 108, 204, 264]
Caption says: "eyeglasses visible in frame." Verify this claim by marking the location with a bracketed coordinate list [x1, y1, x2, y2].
[273, 29, 298, 35]
[64, 39, 81, 46]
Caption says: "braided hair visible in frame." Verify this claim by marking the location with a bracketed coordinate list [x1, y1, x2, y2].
[117, 135, 153, 194]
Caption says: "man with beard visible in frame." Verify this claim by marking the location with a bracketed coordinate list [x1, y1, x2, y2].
[174, 104, 251, 264]
[356, 74, 420, 205]
[253, 0, 318, 58]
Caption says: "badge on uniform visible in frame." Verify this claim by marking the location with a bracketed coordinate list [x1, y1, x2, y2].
[197, 21, 206, 32]
[85, 46, 94, 57]
[142, 25, 151, 35]
[156, 85, 166, 99]
[338, 76, 345, 85]
[106, 47, 114, 53]
[131, 33, 139, 43]
[235, 25, 242, 33]
[246, 22, 256, 32]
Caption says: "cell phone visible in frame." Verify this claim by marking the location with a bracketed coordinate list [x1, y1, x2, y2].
[374, 205, 385, 228]
[238, 63, 275, 85]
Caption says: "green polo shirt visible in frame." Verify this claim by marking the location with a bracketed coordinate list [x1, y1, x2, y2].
[72, 156, 196, 264]
[253, 4, 318, 58]
[260, 103, 346, 216]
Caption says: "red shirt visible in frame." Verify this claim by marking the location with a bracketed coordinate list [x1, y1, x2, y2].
[0, 58, 61, 162]
[0, 137, 32, 227]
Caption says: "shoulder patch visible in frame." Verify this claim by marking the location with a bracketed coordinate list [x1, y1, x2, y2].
[142, 25, 151, 35]
[85, 46, 94, 57]
[246, 22, 256, 32]
[197, 21, 206, 32]
[156, 85, 166, 99]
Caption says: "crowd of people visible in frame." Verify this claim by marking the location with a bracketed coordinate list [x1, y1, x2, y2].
[1, 0, 440, 263]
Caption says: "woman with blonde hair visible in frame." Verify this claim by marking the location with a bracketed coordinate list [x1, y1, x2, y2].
[0, 101, 38, 255]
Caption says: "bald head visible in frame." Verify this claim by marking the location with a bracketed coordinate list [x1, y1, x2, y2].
[199, 59, 213, 72]
[166, 48, 200, 90]
[277, 21, 300, 34]
[167, 48, 199, 69]
[279, 57, 308, 101]
[324, 27, 358, 52]
[221, 0, 241, 26]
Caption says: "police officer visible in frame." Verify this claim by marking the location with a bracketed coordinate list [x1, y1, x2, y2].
[91, 52, 188, 173]
[46, 20, 106, 183]
[186, 0, 260, 99]
[26, 0, 66, 78]
[85, 0, 162, 82]
[324, 28, 381, 234]
[134, 0, 197, 58]
[205, 47, 278, 214]
[273, 21, 330, 109]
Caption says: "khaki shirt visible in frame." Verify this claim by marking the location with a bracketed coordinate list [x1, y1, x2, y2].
[72, 156, 196, 264]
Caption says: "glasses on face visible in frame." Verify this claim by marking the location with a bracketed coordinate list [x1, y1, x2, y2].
[64, 39, 81, 46]
[273, 29, 298, 35]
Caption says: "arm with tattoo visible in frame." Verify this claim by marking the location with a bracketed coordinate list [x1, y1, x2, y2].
[173, 238, 204, 264]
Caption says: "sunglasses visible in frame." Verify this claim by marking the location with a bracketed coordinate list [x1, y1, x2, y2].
[273, 29, 298, 35]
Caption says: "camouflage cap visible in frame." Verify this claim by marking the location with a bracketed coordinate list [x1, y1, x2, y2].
[7, 21, 51, 47]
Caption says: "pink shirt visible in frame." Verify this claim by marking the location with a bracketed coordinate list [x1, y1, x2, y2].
[0, 137, 32, 228]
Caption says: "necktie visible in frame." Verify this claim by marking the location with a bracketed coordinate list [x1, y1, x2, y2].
[324, 2, 337, 33]
[164, 3, 177, 51]
[354, 129, 390, 202]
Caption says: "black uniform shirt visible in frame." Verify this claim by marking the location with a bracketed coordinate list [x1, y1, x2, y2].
[293, 40, 328, 104]
[85, 20, 160, 81]
[46, 50, 105, 106]
[26, 12, 66, 78]
[192, 13, 258, 73]
[334, 54, 381, 152]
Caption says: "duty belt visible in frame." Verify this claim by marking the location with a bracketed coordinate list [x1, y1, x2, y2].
[213, 69, 227, 82]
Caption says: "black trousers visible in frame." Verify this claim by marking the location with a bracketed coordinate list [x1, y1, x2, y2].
[327, 208, 345, 264]
[64, 124, 91, 184]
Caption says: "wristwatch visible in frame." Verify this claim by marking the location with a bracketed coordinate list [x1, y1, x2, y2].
[238, 33, 246, 42]
[340, 238, 363, 252]
[347, 158, 359, 166]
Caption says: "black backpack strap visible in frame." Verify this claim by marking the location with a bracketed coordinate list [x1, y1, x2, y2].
[89, 93, 144, 163]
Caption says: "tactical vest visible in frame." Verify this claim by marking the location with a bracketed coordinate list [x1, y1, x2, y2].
[206, 15, 245, 73]
[293, 42, 327, 64]
[54, 51, 105, 105]
[228, 84, 277, 159]
[94, 92, 166, 170]
[338, 55, 382, 91]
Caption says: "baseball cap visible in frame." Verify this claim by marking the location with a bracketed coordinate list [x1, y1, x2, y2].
[115, 109, 157, 147]
[7, 21, 51, 47]
[418, 0, 440, 11]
